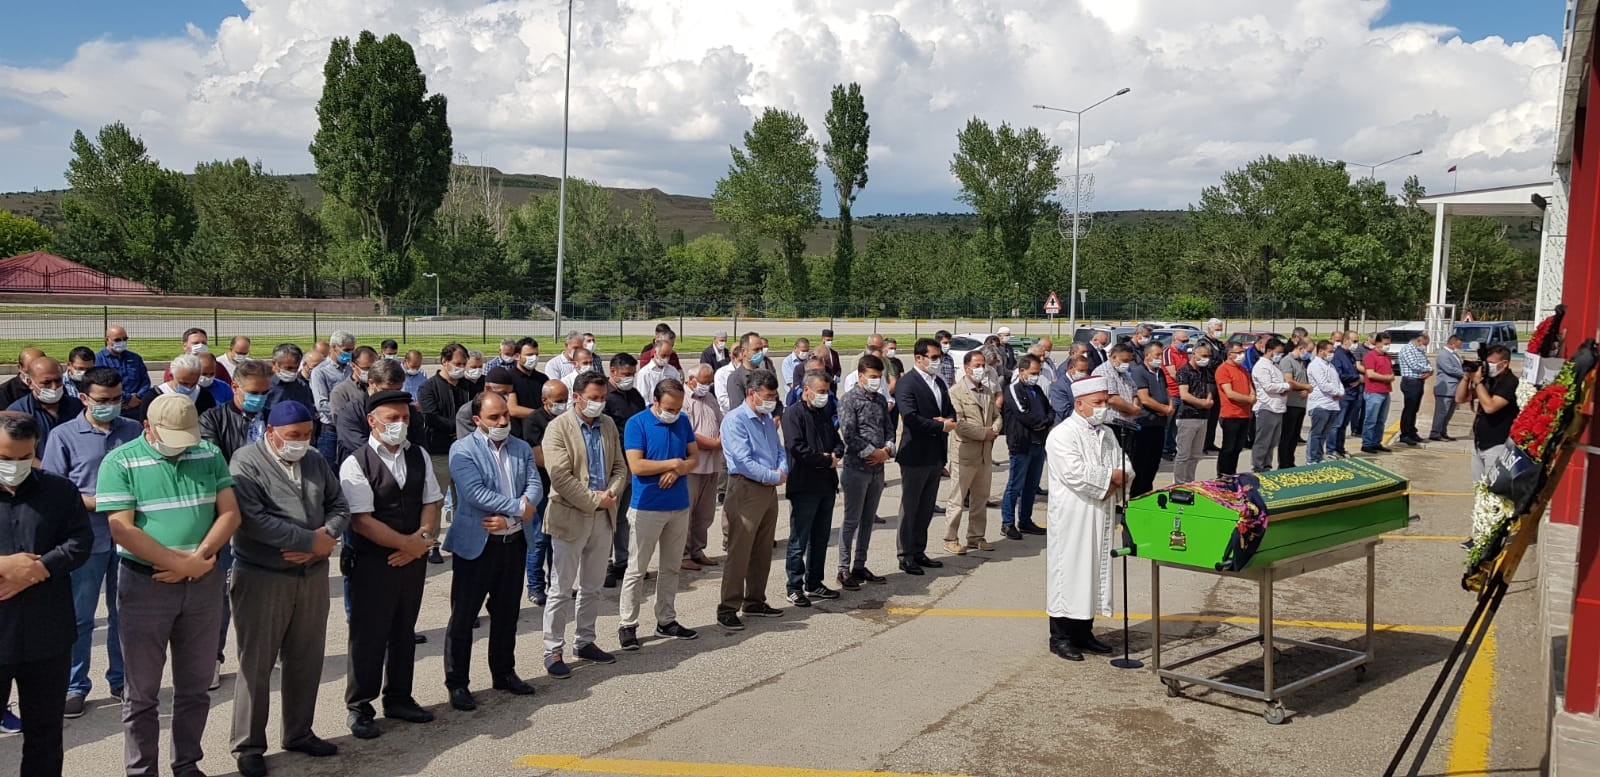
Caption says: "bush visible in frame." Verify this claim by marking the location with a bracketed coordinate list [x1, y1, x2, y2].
[1164, 294, 1215, 320]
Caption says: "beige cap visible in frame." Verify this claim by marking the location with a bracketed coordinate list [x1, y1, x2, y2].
[997, 326, 1012, 335]
[146, 393, 201, 447]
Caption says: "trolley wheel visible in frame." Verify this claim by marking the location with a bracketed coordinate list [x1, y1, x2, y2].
[1354, 665, 1368, 683]
[1263, 703, 1287, 725]
[1163, 678, 1182, 698]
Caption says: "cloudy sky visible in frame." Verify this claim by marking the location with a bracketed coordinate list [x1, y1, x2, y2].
[0, 0, 1567, 214]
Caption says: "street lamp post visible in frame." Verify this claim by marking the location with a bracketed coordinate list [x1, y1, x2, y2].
[422, 272, 440, 317]
[1034, 87, 1131, 335]
[553, 0, 574, 338]
[1346, 149, 1423, 181]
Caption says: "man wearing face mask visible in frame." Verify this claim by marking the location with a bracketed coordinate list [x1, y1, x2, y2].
[379, 340, 400, 361]
[443, 392, 542, 711]
[1214, 344, 1257, 476]
[933, 331, 957, 386]
[714, 344, 744, 413]
[64, 346, 97, 400]
[1200, 319, 1228, 453]
[1127, 343, 1173, 496]
[1161, 332, 1191, 460]
[638, 325, 684, 373]
[544, 331, 585, 383]
[780, 372, 844, 607]
[521, 381, 567, 604]
[163, 328, 233, 386]
[680, 365, 723, 571]
[1277, 338, 1313, 469]
[226, 401, 348, 776]
[98, 394, 240, 776]
[557, 347, 596, 394]
[455, 368, 522, 441]
[717, 371, 789, 629]
[1457, 345, 1520, 480]
[1249, 338, 1291, 473]
[1000, 354, 1051, 541]
[1305, 340, 1346, 466]
[198, 352, 235, 408]
[309, 331, 357, 465]
[329, 347, 380, 426]
[338, 390, 443, 739]
[894, 338, 957, 576]
[635, 336, 682, 403]
[725, 333, 775, 413]
[486, 339, 521, 372]
[335, 360, 427, 467]
[1, 348, 43, 409]
[419, 343, 471, 562]
[617, 379, 700, 646]
[700, 331, 732, 374]
[602, 353, 645, 587]
[837, 355, 893, 590]
[1090, 343, 1141, 424]
[779, 338, 811, 401]
[267, 343, 315, 420]
[40, 367, 140, 719]
[817, 329, 843, 385]
[945, 351, 1002, 553]
[401, 350, 427, 400]
[0, 412, 92, 777]
[135, 353, 217, 423]
[96, 326, 150, 411]
[1430, 335, 1465, 442]
[1044, 377, 1123, 661]
[462, 351, 488, 397]
[1050, 354, 1093, 425]
[200, 359, 276, 462]
[882, 337, 906, 390]
[7, 356, 84, 456]
[508, 337, 548, 420]
[216, 336, 252, 376]
[1173, 343, 1217, 482]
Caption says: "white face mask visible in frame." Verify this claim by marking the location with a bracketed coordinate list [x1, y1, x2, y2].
[885, 349, 897, 359]
[616, 376, 636, 390]
[548, 401, 569, 415]
[150, 434, 192, 458]
[485, 424, 512, 442]
[757, 399, 777, 415]
[822, 340, 833, 349]
[277, 369, 299, 383]
[188, 343, 209, 355]
[1022, 373, 1040, 386]
[0, 458, 30, 487]
[34, 386, 64, 405]
[465, 368, 483, 381]
[969, 367, 987, 382]
[110, 340, 128, 353]
[446, 366, 465, 380]
[275, 438, 310, 462]
[808, 392, 829, 409]
[523, 355, 540, 370]
[1115, 362, 1131, 374]
[67, 368, 86, 382]
[1086, 405, 1110, 426]
[404, 367, 421, 376]
[865, 376, 882, 392]
[1194, 358, 1211, 368]
[377, 420, 408, 446]
[653, 355, 669, 367]
[580, 399, 605, 419]
[654, 407, 681, 424]
[1068, 371, 1087, 381]
[1232, 354, 1246, 364]
[692, 383, 710, 398]
[715, 341, 727, 351]
[198, 376, 215, 388]
[583, 341, 596, 352]
[1270, 353, 1284, 364]
[1487, 362, 1504, 377]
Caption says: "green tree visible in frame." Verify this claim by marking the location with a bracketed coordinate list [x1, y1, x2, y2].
[180, 159, 324, 296]
[310, 31, 452, 303]
[824, 82, 869, 308]
[712, 108, 821, 309]
[57, 122, 196, 290]
[0, 211, 53, 257]
[949, 118, 1062, 278]
[1448, 216, 1536, 311]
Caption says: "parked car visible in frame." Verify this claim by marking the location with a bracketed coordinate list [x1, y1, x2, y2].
[1227, 331, 1285, 348]
[1073, 325, 1139, 346]
[1452, 321, 1520, 359]
[944, 333, 1034, 366]
[1380, 321, 1427, 355]
[1165, 323, 1204, 333]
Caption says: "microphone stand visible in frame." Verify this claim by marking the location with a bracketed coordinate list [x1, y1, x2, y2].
[1109, 419, 1143, 670]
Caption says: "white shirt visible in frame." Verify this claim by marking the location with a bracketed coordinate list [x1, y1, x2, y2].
[636, 360, 681, 403]
[714, 362, 740, 412]
[1306, 357, 1345, 412]
[477, 430, 524, 536]
[1251, 357, 1290, 414]
[918, 366, 944, 409]
[779, 352, 807, 398]
[338, 436, 445, 514]
[545, 352, 576, 381]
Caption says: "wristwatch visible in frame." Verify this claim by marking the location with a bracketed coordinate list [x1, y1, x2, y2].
[420, 531, 435, 541]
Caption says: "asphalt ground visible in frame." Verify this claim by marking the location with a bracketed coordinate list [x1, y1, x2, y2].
[0, 390, 1544, 777]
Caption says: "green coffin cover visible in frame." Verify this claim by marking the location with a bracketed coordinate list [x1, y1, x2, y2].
[1123, 458, 1411, 570]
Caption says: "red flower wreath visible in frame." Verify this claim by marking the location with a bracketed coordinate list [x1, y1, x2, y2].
[1528, 304, 1566, 358]
[1510, 384, 1569, 458]
[1528, 317, 1556, 357]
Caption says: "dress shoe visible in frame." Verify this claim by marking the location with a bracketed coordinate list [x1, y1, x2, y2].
[1360, 446, 1381, 454]
[691, 553, 718, 566]
[985, 498, 1000, 508]
[717, 613, 746, 630]
[852, 567, 887, 583]
[1002, 525, 1024, 541]
[284, 736, 339, 758]
[427, 546, 444, 565]
[1427, 435, 1444, 442]
[348, 712, 381, 739]
[969, 539, 995, 552]
[576, 642, 618, 664]
[237, 754, 268, 777]
[914, 555, 944, 568]
[448, 687, 477, 712]
[63, 693, 86, 719]
[472, 617, 481, 629]
[1018, 524, 1047, 536]
[1441, 435, 1457, 442]
[413, 633, 428, 644]
[544, 653, 572, 679]
[603, 571, 620, 588]
[932, 505, 946, 515]
[493, 676, 537, 696]
[743, 602, 784, 618]
[836, 570, 862, 591]
[680, 558, 702, 571]
[943, 541, 967, 555]
[873, 516, 887, 524]
[899, 562, 925, 576]
[1376, 445, 1393, 452]
[1203, 446, 1222, 454]
[1075, 635, 1115, 655]
[383, 700, 435, 724]
[1050, 641, 1085, 661]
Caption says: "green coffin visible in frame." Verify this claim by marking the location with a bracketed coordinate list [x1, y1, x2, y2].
[1123, 458, 1411, 570]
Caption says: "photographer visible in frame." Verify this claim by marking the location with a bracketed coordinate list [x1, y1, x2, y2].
[1455, 345, 1519, 480]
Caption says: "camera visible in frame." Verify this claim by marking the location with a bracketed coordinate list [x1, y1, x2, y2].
[1462, 360, 1481, 374]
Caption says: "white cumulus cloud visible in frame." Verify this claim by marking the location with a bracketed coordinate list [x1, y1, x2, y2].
[0, 0, 1564, 212]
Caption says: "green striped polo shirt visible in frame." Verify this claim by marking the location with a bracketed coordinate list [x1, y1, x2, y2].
[95, 437, 234, 565]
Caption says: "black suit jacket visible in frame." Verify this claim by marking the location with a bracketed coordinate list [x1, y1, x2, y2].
[700, 345, 730, 374]
[0, 471, 92, 663]
[894, 370, 954, 467]
[1086, 345, 1108, 372]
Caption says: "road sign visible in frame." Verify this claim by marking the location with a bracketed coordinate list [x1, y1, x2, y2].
[1044, 291, 1062, 315]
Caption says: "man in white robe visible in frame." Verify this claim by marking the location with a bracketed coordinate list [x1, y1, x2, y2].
[1044, 375, 1124, 661]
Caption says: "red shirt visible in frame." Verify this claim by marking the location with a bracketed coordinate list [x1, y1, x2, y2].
[1216, 360, 1254, 419]
[1163, 345, 1189, 395]
[1363, 350, 1393, 394]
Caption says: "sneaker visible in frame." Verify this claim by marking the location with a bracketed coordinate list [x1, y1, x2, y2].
[108, 686, 123, 702]
[969, 539, 995, 551]
[717, 612, 746, 630]
[63, 693, 87, 719]
[575, 642, 617, 664]
[527, 589, 547, 607]
[785, 590, 812, 607]
[1002, 525, 1024, 540]
[544, 652, 572, 679]
[943, 541, 967, 555]
[1, 704, 20, 735]
[743, 602, 784, 617]
[618, 626, 641, 651]
[805, 584, 840, 600]
[210, 661, 223, 691]
[603, 571, 620, 588]
[836, 570, 862, 591]
[655, 622, 699, 640]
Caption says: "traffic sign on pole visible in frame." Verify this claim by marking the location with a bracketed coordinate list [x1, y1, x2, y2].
[1044, 291, 1062, 315]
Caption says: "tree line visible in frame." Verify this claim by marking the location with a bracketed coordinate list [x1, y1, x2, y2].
[0, 29, 1537, 321]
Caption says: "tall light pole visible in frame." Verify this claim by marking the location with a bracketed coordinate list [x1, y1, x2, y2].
[1034, 87, 1130, 335]
[422, 272, 440, 317]
[1346, 149, 1423, 181]
[553, 0, 574, 337]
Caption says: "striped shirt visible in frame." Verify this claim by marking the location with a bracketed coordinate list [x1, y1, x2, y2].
[1397, 344, 1431, 379]
[95, 437, 233, 565]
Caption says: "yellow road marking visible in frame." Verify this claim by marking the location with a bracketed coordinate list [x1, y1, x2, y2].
[515, 755, 970, 777]
[1381, 534, 1470, 541]
[885, 607, 1462, 634]
[1446, 626, 1496, 775]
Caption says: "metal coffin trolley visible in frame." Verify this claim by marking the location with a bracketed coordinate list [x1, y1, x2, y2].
[1120, 459, 1411, 723]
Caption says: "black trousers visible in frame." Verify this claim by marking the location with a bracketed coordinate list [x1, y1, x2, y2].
[345, 551, 426, 713]
[1129, 422, 1166, 497]
[1218, 417, 1250, 476]
[1205, 398, 1222, 450]
[444, 534, 527, 690]
[1278, 406, 1306, 469]
[0, 650, 70, 777]
[1399, 377, 1425, 440]
[896, 464, 943, 562]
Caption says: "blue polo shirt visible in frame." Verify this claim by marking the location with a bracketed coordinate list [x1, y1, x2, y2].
[95, 347, 151, 401]
[623, 408, 694, 511]
[39, 412, 143, 553]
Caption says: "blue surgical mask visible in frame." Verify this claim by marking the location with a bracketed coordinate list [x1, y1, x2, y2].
[241, 392, 268, 414]
[89, 403, 122, 422]
[337, 351, 352, 365]
[750, 351, 765, 365]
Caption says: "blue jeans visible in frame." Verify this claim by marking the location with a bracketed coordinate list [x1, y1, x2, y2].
[68, 549, 123, 696]
[525, 506, 553, 596]
[1306, 407, 1340, 465]
[1334, 393, 1359, 454]
[1002, 447, 1047, 529]
[316, 424, 339, 469]
[1362, 393, 1391, 449]
[786, 491, 835, 592]
[216, 544, 233, 661]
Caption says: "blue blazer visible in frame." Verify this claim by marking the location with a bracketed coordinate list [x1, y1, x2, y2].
[444, 432, 545, 560]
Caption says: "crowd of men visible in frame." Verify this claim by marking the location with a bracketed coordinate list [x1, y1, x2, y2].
[0, 317, 1516, 776]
